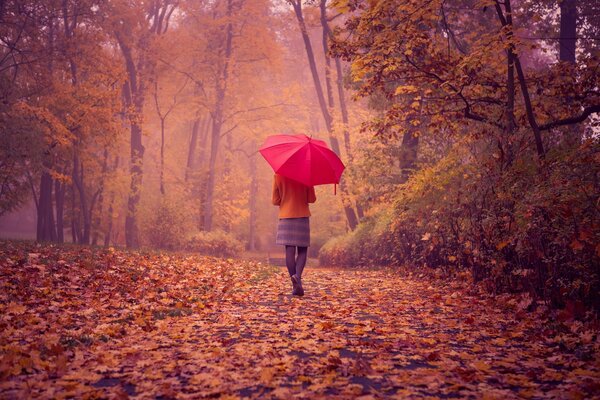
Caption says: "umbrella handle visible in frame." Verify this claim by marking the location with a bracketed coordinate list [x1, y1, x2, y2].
[334, 183, 336, 195]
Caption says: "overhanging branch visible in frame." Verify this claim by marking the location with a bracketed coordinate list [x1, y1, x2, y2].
[539, 105, 600, 130]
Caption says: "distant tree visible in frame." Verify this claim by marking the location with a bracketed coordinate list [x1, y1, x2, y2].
[105, 0, 177, 248]
[331, 0, 599, 162]
[288, 0, 359, 230]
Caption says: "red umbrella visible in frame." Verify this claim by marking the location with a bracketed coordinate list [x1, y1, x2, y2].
[259, 134, 345, 191]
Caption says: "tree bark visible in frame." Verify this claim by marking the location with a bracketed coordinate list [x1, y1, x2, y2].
[125, 117, 144, 247]
[36, 169, 57, 242]
[248, 140, 258, 251]
[559, 0, 581, 145]
[72, 152, 91, 244]
[197, 116, 211, 230]
[295, 0, 357, 230]
[399, 130, 419, 182]
[119, 58, 145, 248]
[185, 117, 201, 182]
[501, 35, 516, 168]
[203, 0, 234, 231]
[54, 175, 65, 243]
[116, 2, 177, 246]
[560, 0, 577, 63]
[92, 149, 109, 246]
[320, 0, 335, 111]
[495, 0, 545, 159]
[160, 116, 166, 195]
[104, 156, 119, 247]
[36, 8, 57, 243]
[334, 57, 352, 157]
[328, 13, 365, 221]
[204, 108, 224, 231]
[291, 0, 332, 134]
[70, 184, 79, 243]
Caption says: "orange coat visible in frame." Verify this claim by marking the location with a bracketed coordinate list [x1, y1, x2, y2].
[272, 174, 316, 218]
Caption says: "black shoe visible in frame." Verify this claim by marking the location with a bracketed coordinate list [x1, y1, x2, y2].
[291, 276, 299, 295]
[292, 274, 304, 297]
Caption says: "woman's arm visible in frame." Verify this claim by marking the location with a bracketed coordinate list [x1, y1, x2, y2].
[272, 175, 281, 205]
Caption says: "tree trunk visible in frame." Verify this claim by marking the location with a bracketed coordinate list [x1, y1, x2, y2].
[160, 117, 165, 195]
[125, 118, 144, 247]
[204, 109, 224, 231]
[197, 116, 211, 170]
[36, 9, 57, 243]
[197, 116, 211, 230]
[333, 51, 365, 220]
[116, 1, 176, 246]
[70, 184, 79, 243]
[63, 2, 95, 243]
[330, 20, 365, 221]
[502, 41, 516, 168]
[104, 197, 114, 247]
[513, 59, 544, 158]
[399, 130, 419, 182]
[560, 0, 577, 63]
[295, 0, 357, 230]
[55, 175, 65, 243]
[248, 140, 257, 251]
[104, 156, 119, 247]
[334, 57, 352, 157]
[36, 169, 57, 242]
[117, 34, 146, 248]
[120, 74, 145, 248]
[559, 0, 580, 146]
[291, 0, 332, 134]
[72, 153, 91, 244]
[203, 0, 234, 231]
[495, 0, 545, 159]
[92, 149, 109, 246]
[185, 117, 201, 182]
[320, 0, 335, 111]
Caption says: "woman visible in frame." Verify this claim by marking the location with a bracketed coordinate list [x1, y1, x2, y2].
[272, 173, 316, 296]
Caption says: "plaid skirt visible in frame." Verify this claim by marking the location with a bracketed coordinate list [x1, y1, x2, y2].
[276, 217, 310, 247]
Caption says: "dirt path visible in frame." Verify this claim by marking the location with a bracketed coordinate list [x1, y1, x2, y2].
[1, 250, 599, 399]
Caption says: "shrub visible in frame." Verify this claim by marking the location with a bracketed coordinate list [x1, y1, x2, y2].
[308, 231, 335, 258]
[140, 198, 193, 251]
[319, 139, 600, 311]
[185, 230, 244, 258]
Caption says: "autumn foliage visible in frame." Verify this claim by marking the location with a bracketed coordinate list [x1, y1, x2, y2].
[321, 140, 600, 309]
[1, 0, 600, 396]
[320, 0, 600, 311]
[2, 241, 599, 398]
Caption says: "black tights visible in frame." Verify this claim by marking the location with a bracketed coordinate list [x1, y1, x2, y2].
[285, 245, 308, 278]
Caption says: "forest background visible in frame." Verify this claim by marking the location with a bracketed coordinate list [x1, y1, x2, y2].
[0, 0, 598, 312]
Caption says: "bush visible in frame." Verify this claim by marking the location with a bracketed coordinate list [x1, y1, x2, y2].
[319, 211, 397, 266]
[185, 230, 244, 258]
[308, 231, 333, 258]
[140, 198, 193, 251]
[319, 139, 600, 310]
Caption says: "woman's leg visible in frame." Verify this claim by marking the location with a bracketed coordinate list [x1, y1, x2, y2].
[285, 245, 296, 277]
[296, 246, 308, 278]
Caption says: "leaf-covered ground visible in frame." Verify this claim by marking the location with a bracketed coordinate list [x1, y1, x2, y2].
[1, 241, 599, 399]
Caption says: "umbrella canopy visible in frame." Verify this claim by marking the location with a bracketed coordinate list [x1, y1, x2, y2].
[259, 134, 345, 187]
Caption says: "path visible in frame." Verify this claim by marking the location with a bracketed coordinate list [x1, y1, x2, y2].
[1, 245, 598, 399]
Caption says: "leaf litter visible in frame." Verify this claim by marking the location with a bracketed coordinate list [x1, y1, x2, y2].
[1, 241, 599, 399]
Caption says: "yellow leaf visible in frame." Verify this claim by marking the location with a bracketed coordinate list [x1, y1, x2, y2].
[394, 85, 418, 95]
